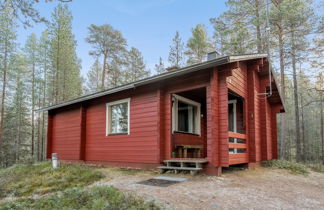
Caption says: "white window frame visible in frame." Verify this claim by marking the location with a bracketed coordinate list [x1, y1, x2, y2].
[106, 98, 130, 136]
[228, 99, 238, 153]
[228, 99, 237, 133]
[172, 94, 201, 136]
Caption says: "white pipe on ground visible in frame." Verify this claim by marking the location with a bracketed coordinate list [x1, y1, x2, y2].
[52, 153, 59, 169]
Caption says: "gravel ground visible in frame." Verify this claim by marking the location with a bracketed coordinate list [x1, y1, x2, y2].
[93, 167, 324, 210]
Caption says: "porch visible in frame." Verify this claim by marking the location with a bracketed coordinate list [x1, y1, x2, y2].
[166, 87, 248, 166]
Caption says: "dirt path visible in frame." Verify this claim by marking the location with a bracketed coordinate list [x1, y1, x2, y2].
[94, 167, 324, 210]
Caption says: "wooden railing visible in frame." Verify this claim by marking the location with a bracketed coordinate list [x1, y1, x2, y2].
[228, 132, 248, 165]
[228, 132, 246, 140]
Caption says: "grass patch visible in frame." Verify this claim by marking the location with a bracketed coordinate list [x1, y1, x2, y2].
[0, 186, 160, 210]
[0, 162, 103, 198]
[308, 164, 324, 173]
[261, 160, 309, 175]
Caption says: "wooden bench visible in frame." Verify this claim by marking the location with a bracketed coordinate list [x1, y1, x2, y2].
[175, 144, 203, 158]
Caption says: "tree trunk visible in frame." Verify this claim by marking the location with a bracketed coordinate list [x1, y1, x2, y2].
[41, 54, 47, 161]
[16, 101, 22, 162]
[55, 31, 60, 103]
[291, 31, 302, 162]
[31, 58, 35, 157]
[37, 88, 42, 161]
[0, 40, 8, 149]
[255, 0, 262, 53]
[278, 24, 286, 159]
[321, 90, 324, 165]
[300, 86, 306, 162]
[101, 53, 107, 90]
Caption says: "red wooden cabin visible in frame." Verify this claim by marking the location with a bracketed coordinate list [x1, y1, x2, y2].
[43, 54, 284, 175]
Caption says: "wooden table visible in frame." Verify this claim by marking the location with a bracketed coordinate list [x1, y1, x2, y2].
[175, 145, 203, 158]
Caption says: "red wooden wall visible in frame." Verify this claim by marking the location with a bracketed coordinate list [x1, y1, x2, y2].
[84, 87, 160, 166]
[50, 106, 81, 160]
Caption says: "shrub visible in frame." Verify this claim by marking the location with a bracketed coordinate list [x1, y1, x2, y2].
[0, 186, 160, 210]
[0, 162, 103, 198]
[262, 160, 309, 175]
[308, 164, 324, 173]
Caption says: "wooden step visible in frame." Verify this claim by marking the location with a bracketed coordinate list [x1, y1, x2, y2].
[158, 166, 202, 176]
[158, 166, 202, 171]
[163, 159, 208, 164]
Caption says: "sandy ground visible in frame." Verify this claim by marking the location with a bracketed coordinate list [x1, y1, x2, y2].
[93, 167, 324, 210]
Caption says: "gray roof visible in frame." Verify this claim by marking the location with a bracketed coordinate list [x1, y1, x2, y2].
[40, 54, 268, 111]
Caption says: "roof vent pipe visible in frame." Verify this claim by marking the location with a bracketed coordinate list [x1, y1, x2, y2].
[207, 51, 220, 61]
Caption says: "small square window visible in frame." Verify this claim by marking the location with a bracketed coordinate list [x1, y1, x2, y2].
[106, 98, 130, 135]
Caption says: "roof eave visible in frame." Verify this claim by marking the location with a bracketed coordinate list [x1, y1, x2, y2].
[40, 54, 272, 112]
[40, 56, 231, 111]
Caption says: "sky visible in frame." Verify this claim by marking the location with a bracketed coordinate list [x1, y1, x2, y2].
[17, 0, 228, 76]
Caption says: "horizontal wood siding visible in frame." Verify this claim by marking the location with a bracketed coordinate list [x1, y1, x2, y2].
[207, 68, 219, 166]
[85, 87, 159, 163]
[227, 62, 248, 98]
[266, 100, 272, 160]
[271, 104, 282, 159]
[254, 71, 262, 162]
[219, 71, 229, 166]
[51, 107, 81, 160]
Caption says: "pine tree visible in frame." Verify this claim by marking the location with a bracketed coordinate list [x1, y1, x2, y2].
[107, 59, 123, 88]
[0, 1, 16, 150]
[5, 54, 31, 163]
[211, 0, 265, 55]
[86, 24, 127, 90]
[86, 58, 102, 93]
[125, 47, 149, 83]
[168, 31, 184, 68]
[284, 0, 314, 162]
[37, 30, 51, 160]
[48, 4, 82, 103]
[185, 24, 213, 65]
[24, 33, 38, 158]
[270, 0, 288, 159]
[154, 57, 165, 74]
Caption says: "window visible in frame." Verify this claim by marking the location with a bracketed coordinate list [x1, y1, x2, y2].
[228, 100, 237, 132]
[106, 98, 130, 135]
[172, 94, 201, 135]
[229, 148, 246, 154]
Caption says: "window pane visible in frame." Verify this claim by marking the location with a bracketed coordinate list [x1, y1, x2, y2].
[237, 148, 246, 153]
[228, 103, 234, 132]
[111, 102, 128, 133]
[177, 101, 196, 133]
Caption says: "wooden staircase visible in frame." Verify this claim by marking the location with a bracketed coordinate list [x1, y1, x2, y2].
[158, 159, 208, 175]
